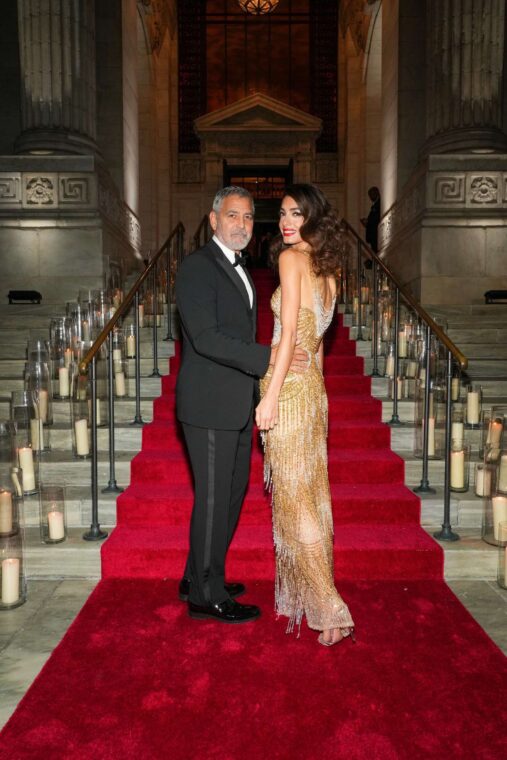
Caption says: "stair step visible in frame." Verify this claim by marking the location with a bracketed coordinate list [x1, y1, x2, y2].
[101, 524, 443, 581]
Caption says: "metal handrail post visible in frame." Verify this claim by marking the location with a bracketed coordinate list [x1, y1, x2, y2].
[150, 265, 161, 377]
[371, 259, 381, 377]
[132, 291, 144, 425]
[355, 239, 362, 340]
[83, 357, 108, 541]
[164, 244, 172, 341]
[414, 324, 436, 493]
[388, 287, 402, 425]
[102, 332, 123, 494]
[434, 350, 460, 542]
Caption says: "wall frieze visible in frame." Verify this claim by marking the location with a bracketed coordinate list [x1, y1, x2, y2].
[0, 169, 140, 252]
[380, 167, 507, 249]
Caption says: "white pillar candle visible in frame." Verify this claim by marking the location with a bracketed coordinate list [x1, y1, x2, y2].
[38, 389, 48, 423]
[451, 377, 460, 401]
[48, 510, 65, 541]
[87, 398, 101, 426]
[492, 497, 507, 541]
[0, 490, 13, 534]
[126, 334, 136, 358]
[426, 417, 435, 456]
[74, 418, 90, 457]
[475, 465, 492, 497]
[1, 558, 20, 605]
[30, 418, 44, 452]
[397, 376, 404, 398]
[58, 367, 70, 398]
[451, 421, 464, 447]
[82, 320, 90, 341]
[115, 371, 126, 397]
[486, 419, 503, 447]
[450, 449, 465, 490]
[398, 332, 407, 358]
[64, 348, 73, 368]
[18, 447, 35, 492]
[113, 348, 122, 363]
[467, 390, 480, 425]
[385, 355, 395, 377]
[419, 367, 426, 387]
[497, 454, 507, 492]
[138, 304, 144, 328]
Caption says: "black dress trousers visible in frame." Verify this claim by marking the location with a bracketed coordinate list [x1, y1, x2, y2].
[182, 410, 253, 606]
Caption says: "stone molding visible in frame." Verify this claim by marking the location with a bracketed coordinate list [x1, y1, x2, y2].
[0, 166, 140, 253]
[379, 156, 507, 249]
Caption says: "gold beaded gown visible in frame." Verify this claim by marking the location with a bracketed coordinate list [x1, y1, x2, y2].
[260, 256, 354, 634]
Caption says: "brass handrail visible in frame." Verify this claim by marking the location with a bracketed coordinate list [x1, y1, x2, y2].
[340, 219, 468, 370]
[79, 222, 185, 374]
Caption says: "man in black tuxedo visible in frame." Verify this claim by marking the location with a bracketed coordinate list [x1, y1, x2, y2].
[176, 186, 306, 624]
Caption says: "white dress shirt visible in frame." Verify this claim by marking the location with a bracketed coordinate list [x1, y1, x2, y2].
[213, 235, 253, 308]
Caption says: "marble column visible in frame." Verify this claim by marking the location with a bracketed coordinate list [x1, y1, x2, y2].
[425, 0, 507, 154]
[15, 0, 97, 154]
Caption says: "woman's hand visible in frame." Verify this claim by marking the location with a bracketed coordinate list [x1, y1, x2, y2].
[255, 393, 279, 431]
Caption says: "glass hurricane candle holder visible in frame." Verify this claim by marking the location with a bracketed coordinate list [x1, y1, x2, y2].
[124, 325, 136, 359]
[71, 373, 91, 459]
[465, 385, 482, 428]
[384, 343, 395, 378]
[475, 463, 494, 498]
[39, 485, 67, 544]
[25, 361, 53, 427]
[414, 382, 444, 460]
[497, 522, 507, 590]
[114, 358, 128, 399]
[0, 427, 22, 540]
[449, 441, 470, 492]
[0, 528, 27, 610]
[480, 406, 507, 461]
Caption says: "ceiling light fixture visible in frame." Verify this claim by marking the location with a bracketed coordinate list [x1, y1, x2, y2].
[237, 1, 280, 15]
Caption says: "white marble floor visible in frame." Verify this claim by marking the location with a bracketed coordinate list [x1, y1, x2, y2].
[0, 579, 506, 731]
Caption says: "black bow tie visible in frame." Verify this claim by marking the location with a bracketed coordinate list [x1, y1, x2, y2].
[233, 253, 248, 268]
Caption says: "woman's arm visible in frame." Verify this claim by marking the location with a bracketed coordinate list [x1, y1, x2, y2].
[255, 251, 302, 430]
[317, 342, 324, 371]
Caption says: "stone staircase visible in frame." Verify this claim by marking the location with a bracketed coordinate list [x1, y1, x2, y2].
[0, 300, 504, 581]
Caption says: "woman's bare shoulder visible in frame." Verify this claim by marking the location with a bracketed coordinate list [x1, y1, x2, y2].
[279, 246, 309, 268]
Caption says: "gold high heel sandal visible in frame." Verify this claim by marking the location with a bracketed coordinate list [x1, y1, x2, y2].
[318, 627, 356, 647]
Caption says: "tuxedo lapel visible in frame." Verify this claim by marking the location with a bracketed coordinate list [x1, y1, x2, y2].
[244, 267, 257, 334]
[208, 240, 253, 316]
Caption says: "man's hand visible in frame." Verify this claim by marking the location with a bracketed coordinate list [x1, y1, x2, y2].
[269, 343, 310, 374]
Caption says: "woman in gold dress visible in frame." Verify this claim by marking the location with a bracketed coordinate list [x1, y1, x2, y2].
[256, 184, 355, 647]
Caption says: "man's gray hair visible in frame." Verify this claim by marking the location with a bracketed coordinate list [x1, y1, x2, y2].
[212, 186, 255, 214]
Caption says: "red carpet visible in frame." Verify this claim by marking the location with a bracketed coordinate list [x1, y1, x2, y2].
[2, 268, 506, 759]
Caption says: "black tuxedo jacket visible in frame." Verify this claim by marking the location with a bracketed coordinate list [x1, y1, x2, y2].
[175, 239, 271, 430]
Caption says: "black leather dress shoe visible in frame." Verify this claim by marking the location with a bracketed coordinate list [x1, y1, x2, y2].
[188, 597, 261, 624]
[178, 577, 245, 602]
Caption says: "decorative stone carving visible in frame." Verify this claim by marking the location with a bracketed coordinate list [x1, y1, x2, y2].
[469, 176, 498, 205]
[0, 176, 21, 205]
[339, 0, 373, 53]
[178, 159, 202, 184]
[433, 176, 466, 205]
[59, 177, 92, 205]
[139, 0, 170, 53]
[25, 177, 55, 206]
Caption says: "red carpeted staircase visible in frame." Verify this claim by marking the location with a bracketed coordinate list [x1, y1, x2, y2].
[102, 268, 442, 583]
[2, 269, 506, 760]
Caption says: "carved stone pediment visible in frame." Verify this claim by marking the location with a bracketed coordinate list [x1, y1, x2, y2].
[195, 93, 322, 136]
